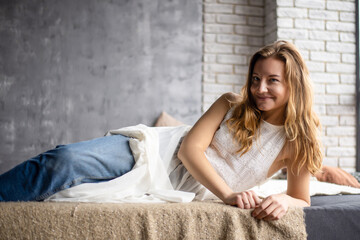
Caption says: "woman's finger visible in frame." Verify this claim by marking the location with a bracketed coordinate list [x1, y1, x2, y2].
[245, 191, 256, 208]
[240, 192, 250, 209]
[263, 206, 282, 221]
[253, 193, 262, 205]
[248, 190, 262, 206]
[275, 209, 287, 220]
[235, 194, 244, 209]
[252, 196, 272, 217]
[255, 202, 277, 219]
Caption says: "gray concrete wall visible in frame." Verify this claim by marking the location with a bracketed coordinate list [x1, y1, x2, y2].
[0, 0, 202, 174]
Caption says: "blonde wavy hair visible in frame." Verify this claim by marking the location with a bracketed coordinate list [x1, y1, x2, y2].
[226, 40, 323, 175]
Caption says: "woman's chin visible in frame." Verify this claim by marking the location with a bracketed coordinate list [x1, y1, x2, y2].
[256, 105, 271, 112]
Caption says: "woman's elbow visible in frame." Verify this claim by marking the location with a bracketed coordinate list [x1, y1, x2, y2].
[177, 147, 184, 162]
[177, 142, 187, 163]
[177, 142, 189, 163]
[177, 140, 200, 164]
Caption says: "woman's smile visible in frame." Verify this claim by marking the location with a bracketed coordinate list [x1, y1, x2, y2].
[255, 95, 273, 101]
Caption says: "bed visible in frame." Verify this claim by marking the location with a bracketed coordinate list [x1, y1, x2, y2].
[1, 184, 359, 239]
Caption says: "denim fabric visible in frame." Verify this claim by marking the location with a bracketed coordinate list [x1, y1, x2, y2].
[0, 134, 135, 201]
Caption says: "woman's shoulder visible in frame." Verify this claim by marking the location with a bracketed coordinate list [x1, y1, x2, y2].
[222, 92, 242, 104]
[205, 92, 241, 117]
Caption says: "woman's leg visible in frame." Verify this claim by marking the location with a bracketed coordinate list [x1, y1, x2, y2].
[0, 134, 135, 201]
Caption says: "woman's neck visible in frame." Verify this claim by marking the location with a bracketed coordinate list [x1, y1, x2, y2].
[262, 110, 286, 126]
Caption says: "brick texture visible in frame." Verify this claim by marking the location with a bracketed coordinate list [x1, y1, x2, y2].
[202, 0, 265, 113]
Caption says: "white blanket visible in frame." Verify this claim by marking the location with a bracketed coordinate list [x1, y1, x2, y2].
[46, 124, 195, 203]
[251, 179, 360, 198]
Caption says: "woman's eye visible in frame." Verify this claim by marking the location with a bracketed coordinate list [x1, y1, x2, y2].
[270, 78, 279, 82]
[252, 76, 260, 82]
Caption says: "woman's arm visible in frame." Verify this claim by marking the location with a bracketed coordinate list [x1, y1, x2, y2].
[252, 143, 311, 220]
[178, 92, 261, 208]
[177, 92, 234, 201]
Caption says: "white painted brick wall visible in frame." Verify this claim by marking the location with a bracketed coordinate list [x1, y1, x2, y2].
[295, 19, 325, 30]
[327, 126, 356, 136]
[339, 157, 356, 168]
[310, 51, 340, 62]
[217, 34, 247, 44]
[277, 0, 294, 7]
[326, 21, 355, 32]
[277, 18, 294, 28]
[342, 53, 356, 63]
[323, 157, 338, 167]
[340, 12, 356, 22]
[340, 137, 356, 146]
[327, 1, 355, 11]
[277, 7, 308, 18]
[326, 84, 356, 94]
[327, 105, 356, 115]
[310, 72, 339, 83]
[319, 116, 339, 126]
[203, 0, 265, 113]
[202, 0, 357, 171]
[295, 0, 326, 9]
[340, 116, 356, 125]
[294, 40, 325, 50]
[341, 74, 356, 84]
[217, 14, 247, 24]
[309, 9, 339, 20]
[327, 147, 356, 157]
[315, 95, 339, 105]
[323, 136, 339, 146]
[234, 5, 264, 16]
[340, 95, 356, 105]
[327, 42, 356, 53]
[309, 30, 339, 41]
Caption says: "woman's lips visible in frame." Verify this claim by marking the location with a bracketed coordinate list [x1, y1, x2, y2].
[256, 96, 272, 101]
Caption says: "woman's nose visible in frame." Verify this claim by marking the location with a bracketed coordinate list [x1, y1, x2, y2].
[257, 80, 268, 93]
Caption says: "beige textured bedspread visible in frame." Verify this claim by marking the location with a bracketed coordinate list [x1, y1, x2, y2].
[0, 201, 306, 240]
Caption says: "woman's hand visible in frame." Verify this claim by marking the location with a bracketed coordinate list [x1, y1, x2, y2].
[251, 193, 289, 221]
[224, 190, 262, 209]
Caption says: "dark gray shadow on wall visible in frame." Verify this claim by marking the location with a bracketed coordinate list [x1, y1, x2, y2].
[0, 0, 202, 174]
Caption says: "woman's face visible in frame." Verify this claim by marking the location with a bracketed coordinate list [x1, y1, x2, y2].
[250, 57, 290, 125]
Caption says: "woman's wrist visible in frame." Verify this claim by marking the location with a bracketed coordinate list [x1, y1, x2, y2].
[219, 190, 235, 202]
[282, 193, 310, 207]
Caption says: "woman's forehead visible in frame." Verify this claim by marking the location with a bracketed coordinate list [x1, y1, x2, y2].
[253, 57, 285, 76]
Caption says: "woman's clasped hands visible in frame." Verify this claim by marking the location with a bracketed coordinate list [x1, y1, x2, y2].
[224, 191, 289, 221]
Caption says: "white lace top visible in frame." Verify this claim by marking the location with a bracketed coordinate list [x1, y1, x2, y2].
[172, 108, 286, 200]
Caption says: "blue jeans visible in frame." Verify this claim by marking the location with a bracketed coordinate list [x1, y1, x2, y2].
[0, 135, 135, 201]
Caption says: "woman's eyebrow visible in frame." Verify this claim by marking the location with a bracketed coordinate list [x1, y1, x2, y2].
[253, 72, 281, 77]
[269, 74, 281, 77]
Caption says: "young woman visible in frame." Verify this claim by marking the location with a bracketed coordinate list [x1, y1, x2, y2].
[0, 40, 322, 221]
[178, 40, 322, 220]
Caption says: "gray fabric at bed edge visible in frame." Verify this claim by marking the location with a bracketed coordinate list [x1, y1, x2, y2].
[305, 194, 360, 240]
